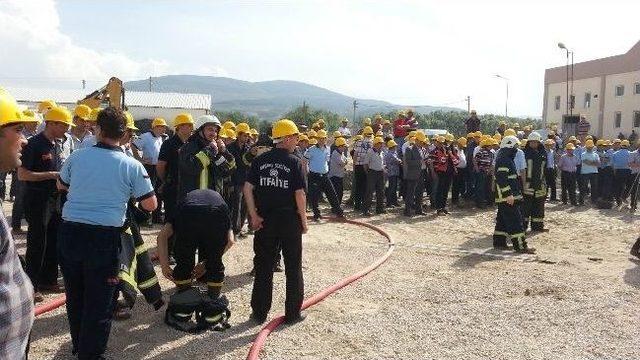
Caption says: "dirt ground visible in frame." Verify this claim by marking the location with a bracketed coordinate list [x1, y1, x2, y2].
[10, 197, 640, 360]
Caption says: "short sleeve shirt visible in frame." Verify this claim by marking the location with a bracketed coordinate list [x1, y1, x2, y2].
[21, 132, 69, 193]
[59, 143, 154, 227]
[133, 132, 164, 165]
[247, 148, 305, 215]
[580, 151, 600, 174]
[157, 135, 184, 190]
[304, 145, 330, 174]
[168, 189, 231, 235]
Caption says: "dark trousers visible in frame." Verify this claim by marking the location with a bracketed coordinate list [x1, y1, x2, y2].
[230, 185, 248, 234]
[614, 168, 632, 204]
[463, 166, 475, 199]
[144, 164, 162, 223]
[251, 212, 303, 320]
[629, 172, 640, 210]
[434, 172, 452, 210]
[173, 207, 227, 296]
[451, 169, 465, 204]
[24, 190, 60, 291]
[561, 171, 577, 205]
[404, 174, 424, 215]
[162, 187, 178, 255]
[353, 165, 367, 209]
[579, 173, 598, 204]
[544, 168, 557, 200]
[598, 167, 613, 201]
[308, 172, 343, 217]
[493, 203, 526, 249]
[57, 221, 121, 360]
[329, 176, 344, 205]
[474, 171, 489, 207]
[386, 175, 399, 206]
[363, 169, 384, 213]
[522, 194, 545, 231]
[10, 176, 25, 229]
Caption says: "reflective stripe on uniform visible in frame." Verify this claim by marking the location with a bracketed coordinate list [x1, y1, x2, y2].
[207, 281, 223, 287]
[531, 217, 544, 223]
[205, 314, 223, 323]
[493, 230, 509, 237]
[174, 279, 192, 285]
[497, 167, 510, 172]
[138, 276, 159, 289]
[195, 151, 210, 189]
[510, 232, 525, 240]
[135, 244, 147, 255]
[508, 174, 517, 179]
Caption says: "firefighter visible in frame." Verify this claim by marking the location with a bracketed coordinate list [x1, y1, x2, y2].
[244, 119, 308, 324]
[177, 115, 236, 201]
[227, 122, 252, 236]
[521, 132, 548, 232]
[493, 135, 531, 253]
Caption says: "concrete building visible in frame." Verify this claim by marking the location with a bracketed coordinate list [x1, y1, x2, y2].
[5, 87, 211, 126]
[543, 40, 640, 139]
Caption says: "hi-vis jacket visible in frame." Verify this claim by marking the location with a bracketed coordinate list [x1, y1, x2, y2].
[178, 133, 236, 200]
[494, 150, 522, 203]
[523, 146, 547, 198]
[119, 203, 162, 309]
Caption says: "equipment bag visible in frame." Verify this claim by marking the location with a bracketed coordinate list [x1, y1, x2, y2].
[164, 287, 231, 333]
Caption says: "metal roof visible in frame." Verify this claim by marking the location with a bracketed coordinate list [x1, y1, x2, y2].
[4, 87, 212, 110]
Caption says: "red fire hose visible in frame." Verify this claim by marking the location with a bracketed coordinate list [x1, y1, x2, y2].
[34, 294, 66, 317]
[246, 217, 395, 360]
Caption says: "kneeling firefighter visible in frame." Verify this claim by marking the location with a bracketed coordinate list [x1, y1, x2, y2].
[494, 135, 533, 253]
[157, 188, 235, 332]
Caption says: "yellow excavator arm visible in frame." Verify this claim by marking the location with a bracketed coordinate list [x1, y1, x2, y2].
[77, 77, 125, 109]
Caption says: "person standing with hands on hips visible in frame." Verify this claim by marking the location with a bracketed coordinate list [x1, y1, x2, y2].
[244, 119, 308, 325]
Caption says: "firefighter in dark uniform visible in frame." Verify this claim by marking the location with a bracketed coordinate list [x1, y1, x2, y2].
[177, 115, 236, 201]
[243, 119, 308, 324]
[227, 122, 252, 236]
[522, 132, 548, 232]
[493, 135, 532, 252]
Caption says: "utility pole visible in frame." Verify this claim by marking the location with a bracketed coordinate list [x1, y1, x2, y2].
[466, 96, 471, 113]
[81, 79, 86, 90]
[352, 99, 358, 124]
[148, 76, 153, 92]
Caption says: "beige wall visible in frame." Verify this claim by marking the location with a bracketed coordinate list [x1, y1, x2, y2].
[602, 70, 640, 139]
[545, 77, 602, 126]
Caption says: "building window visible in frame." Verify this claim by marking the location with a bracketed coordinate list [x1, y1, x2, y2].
[635, 111, 640, 128]
[584, 92, 591, 108]
[635, 83, 640, 95]
[615, 112, 622, 128]
[615, 85, 625, 97]
[554, 96, 561, 110]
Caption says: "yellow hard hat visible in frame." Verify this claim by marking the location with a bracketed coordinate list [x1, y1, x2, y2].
[307, 129, 317, 138]
[467, 132, 474, 138]
[586, 135, 593, 140]
[236, 122, 251, 134]
[21, 109, 38, 123]
[387, 139, 398, 148]
[504, 128, 516, 136]
[565, 143, 576, 150]
[335, 137, 347, 147]
[375, 130, 384, 137]
[513, 123, 520, 129]
[383, 119, 391, 125]
[596, 139, 605, 146]
[353, 134, 364, 141]
[225, 128, 237, 140]
[544, 139, 555, 146]
[124, 111, 138, 131]
[38, 99, 57, 113]
[222, 121, 236, 130]
[520, 139, 528, 148]
[568, 136, 578, 142]
[333, 130, 342, 138]
[480, 138, 491, 147]
[457, 137, 467, 147]
[408, 130, 418, 138]
[604, 140, 612, 146]
[298, 134, 309, 142]
[493, 133, 502, 141]
[251, 128, 259, 136]
[219, 128, 230, 139]
[89, 108, 101, 121]
[74, 104, 91, 121]
[309, 138, 318, 145]
[575, 139, 582, 145]
[0, 88, 39, 127]
[363, 118, 372, 126]
[363, 126, 374, 136]
[445, 133, 454, 142]
[414, 132, 428, 143]
[585, 139, 595, 148]
[174, 113, 194, 128]
[151, 117, 168, 128]
[622, 139, 630, 147]
[316, 129, 328, 138]
[271, 119, 299, 139]
[317, 118, 325, 125]
[374, 114, 383, 120]
[44, 106, 74, 127]
[613, 138, 621, 143]
[373, 136, 385, 146]
[473, 131, 482, 138]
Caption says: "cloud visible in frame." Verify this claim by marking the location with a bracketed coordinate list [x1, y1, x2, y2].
[0, 0, 182, 87]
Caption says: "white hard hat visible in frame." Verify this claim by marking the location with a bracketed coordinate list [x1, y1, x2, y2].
[527, 131, 542, 142]
[500, 135, 520, 149]
[195, 114, 221, 129]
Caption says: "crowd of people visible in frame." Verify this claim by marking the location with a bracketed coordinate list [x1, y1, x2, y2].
[2, 85, 640, 359]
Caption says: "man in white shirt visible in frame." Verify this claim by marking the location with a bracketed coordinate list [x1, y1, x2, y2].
[133, 117, 167, 223]
[337, 118, 351, 138]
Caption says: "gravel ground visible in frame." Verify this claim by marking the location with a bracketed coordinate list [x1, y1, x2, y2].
[10, 197, 640, 359]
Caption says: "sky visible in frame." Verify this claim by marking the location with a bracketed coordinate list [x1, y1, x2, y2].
[1, 0, 639, 117]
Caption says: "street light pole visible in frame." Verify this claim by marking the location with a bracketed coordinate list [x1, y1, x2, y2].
[558, 43, 571, 116]
[494, 74, 509, 117]
[570, 51, 574, 115]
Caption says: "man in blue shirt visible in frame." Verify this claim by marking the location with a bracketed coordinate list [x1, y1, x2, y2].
[134, 117, 167, 224]
[579, 140, 600, 205]
[304, 129, 344, 220]
[611, 139, 631, 205]
[57, 107, 157, 360]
